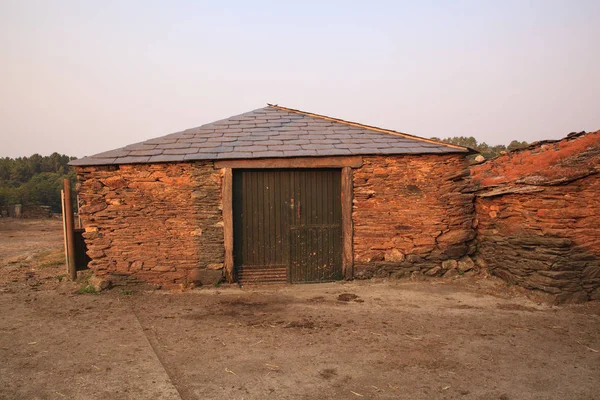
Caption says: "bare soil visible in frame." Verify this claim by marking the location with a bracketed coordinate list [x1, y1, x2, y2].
[1, 219, 599, 400]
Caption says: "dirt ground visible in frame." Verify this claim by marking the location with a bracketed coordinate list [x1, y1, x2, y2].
[1, 219, 599, 400]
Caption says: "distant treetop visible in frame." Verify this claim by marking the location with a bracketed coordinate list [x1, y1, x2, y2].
[0, 153, 77, 212]
[430, 136, 529, 159]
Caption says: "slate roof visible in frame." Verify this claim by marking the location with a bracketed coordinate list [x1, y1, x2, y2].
[70, 105, 469, 166]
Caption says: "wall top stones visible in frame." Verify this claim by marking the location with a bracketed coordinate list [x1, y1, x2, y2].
[471, 130, 600, 194]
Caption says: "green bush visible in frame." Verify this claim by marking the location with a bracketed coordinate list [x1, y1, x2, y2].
[0, 153, 76, 213]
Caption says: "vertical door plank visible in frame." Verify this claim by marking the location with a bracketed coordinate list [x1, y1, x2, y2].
[341, 167, 354, 280]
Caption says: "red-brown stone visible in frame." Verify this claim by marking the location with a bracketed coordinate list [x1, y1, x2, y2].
[471, 131, 600, 304]
[353, 154, 475, 278]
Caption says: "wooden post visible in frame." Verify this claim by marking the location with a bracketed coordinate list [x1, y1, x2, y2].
[64, 179, 77, 281]
[341, 167, 354, 280]
[61, 190, 69, 272]
[222, 168, 234, 283]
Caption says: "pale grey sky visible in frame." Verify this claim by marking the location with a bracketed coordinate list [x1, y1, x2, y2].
[1, 0, 599, 158]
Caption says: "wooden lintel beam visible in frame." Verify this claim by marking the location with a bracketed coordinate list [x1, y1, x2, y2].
[214, 156, 363, 169]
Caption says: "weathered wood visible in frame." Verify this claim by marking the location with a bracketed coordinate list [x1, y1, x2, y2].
[234, 169, 343, 284]
[63, 179, 77, 281]
[215, 156, 363, 169]
[341, 167, 354, 279]
[60, 190, 69, 273]
[222, 168, 234, 283]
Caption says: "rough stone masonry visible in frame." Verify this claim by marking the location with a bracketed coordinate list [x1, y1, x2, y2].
[76, 154, 476, 287]
[77, 162, 224, 287]
[471, 131, 600, 304]
[353, 154, 476, 279]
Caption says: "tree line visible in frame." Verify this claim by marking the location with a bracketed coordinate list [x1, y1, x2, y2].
[431, 136, 529, 159]
[0, 153, 76, 213]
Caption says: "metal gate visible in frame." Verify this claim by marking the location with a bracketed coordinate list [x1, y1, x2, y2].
[233, 169, 342, 284]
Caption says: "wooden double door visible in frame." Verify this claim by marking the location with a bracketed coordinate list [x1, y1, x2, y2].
[233, 169, 342, 283]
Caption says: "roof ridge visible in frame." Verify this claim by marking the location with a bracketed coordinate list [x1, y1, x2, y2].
[267, 104, 469, 151]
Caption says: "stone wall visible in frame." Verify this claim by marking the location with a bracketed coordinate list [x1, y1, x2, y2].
[471, 131, 600, 303]
[353, 154, 476, 278]
[76, 162, 224, 287]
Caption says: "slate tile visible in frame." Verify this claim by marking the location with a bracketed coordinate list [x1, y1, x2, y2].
[335, 143, 364, 149]
[192, 132, 222, 138]
[216, 152, 254, 159]
[268, 145, 301, 151]
[195, 141, 222, 148]
[124, 143, 157, 151]
[252, 151, 285, 158]
[182, 138, 208, 144]
[230, 115, 256, 121]
[213, 120, 239, 126]
[272, 134, 300, 140]
[203, 146, 233, 153]
[301, 144, 334, 150]
[374, 147, 412, 154]
[148, 154, 187, 163]
[387, 142, 426, 148]
[316, 148, 353, 156]
[283, 149, 318, 157]
[184, 153, 216, 160]
[219, 128, 243, 133]
[183, 127, 201, 133]
[145, 139, 178, 145]
[116, 156, 151, 164]
[353, 134, 384, 139]
[223, 131, 252, 137]
[252, 119, 271, 124]
[207, 136, 238, 142]
[243, 136, 270, 141]
[284, 139, 310, 145]
[305, 122, 334, 127]
[327, 134, 354, 140]
[156, 143, 191, 149]
[332, 128, 364, 133]
[129, 149, 163, 156]
[372, 138, 405, 143]
[255, 122, 284, 128]
[347, 148, 382, 155]
[355, 142, 390, 148]
[310, 139, 341, 144]
[226, 140, 254, 147]
[92, 149, 131, 158]
[285, 122, 308, 127]
[163, 148, 199, 155]
[234, 145, 268, 152]
[241, 128, 273, 134]
[258, 140, 284, 145]
[70, 157, 117, 166]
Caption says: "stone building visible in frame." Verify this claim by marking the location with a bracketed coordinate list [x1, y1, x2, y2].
[71, 105, 475, 287]
[471, 130, 600, 303]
